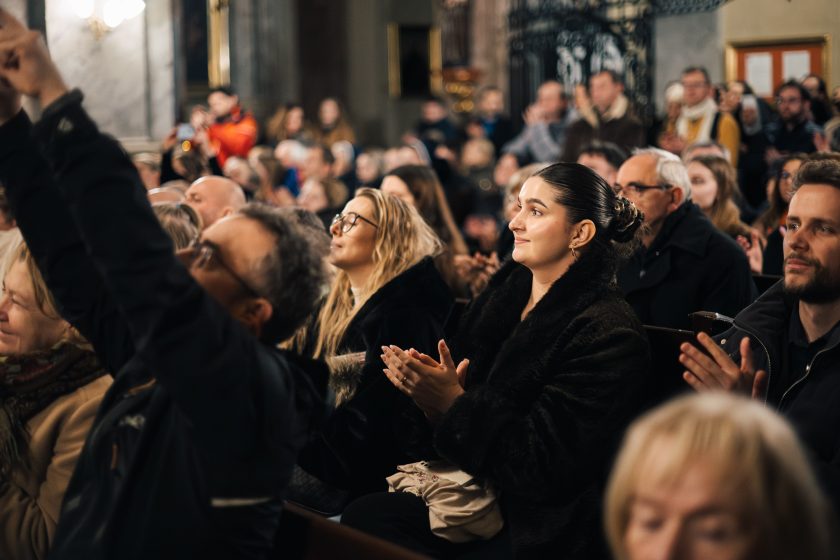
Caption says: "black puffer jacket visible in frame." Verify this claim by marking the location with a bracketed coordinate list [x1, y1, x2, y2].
[434, 248, 651, 558]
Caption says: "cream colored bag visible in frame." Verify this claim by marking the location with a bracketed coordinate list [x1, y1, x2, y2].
[387, 461, 504, 543]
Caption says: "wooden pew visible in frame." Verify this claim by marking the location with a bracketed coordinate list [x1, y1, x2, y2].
[275, 502, 430, 560]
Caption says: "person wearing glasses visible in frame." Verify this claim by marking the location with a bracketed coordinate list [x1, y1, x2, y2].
[0, 12, 328, 559]
[615, 148, 755, 329]
[290, 187, 453, 514]
[765, 81, 823, 160]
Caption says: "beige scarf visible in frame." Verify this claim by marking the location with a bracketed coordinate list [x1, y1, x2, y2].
[676, 97, 718, 142]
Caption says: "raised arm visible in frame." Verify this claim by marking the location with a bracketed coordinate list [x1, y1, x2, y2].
[0, 84, 132, 372]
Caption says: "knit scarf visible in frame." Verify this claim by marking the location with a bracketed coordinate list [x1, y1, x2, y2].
[676, 97, 718, 143]
[0, 342, 106, 474]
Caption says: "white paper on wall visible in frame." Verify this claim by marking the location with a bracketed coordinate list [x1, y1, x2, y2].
[782, 51, 811, 81]
[745, 53, 773, 97]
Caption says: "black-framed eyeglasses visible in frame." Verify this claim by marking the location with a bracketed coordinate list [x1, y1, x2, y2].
[613, 182, 674, 196]
[183, 239, 263, 298]
[331, 212, 379, 234]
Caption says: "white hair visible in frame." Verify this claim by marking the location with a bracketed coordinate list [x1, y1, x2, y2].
[632, 147, 691, 202]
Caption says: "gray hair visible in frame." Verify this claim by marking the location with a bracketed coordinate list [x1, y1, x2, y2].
[633, 147, 691, 202]
[237, 203, 328, 344]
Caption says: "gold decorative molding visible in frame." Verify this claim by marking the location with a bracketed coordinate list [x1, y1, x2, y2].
[208, 0, 231, 87]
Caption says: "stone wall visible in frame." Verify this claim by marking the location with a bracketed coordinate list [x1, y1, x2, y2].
[44, 0, 175, 147]
[653, 9, 724, 112]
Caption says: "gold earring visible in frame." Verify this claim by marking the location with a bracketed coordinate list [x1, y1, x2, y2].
[570, 245, 578, 260]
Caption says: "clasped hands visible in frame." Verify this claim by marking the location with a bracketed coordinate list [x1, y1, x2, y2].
[680, 332, 767, 399]
[0, 9, 68, 123]
[381, 339, 468, 422]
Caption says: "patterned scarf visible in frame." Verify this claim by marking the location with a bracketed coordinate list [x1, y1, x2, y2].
[0, 342, 106, 474]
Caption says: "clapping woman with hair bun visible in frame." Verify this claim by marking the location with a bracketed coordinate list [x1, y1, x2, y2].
[344, 163, 652, 558]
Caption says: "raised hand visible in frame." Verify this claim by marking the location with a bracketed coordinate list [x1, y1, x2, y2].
[0, 9, 68, 108]
[680, 333, 768, 399]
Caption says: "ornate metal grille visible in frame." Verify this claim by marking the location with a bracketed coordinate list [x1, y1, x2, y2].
[507, 0, 729, 123]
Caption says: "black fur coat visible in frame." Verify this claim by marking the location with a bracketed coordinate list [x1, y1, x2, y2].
[435, 249, 651, 558]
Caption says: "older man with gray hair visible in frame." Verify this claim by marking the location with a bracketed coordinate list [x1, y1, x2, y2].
[614, 147, 755, 329]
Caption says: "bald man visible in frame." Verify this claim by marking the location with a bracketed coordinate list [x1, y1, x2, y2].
[185, 176, 246, 229]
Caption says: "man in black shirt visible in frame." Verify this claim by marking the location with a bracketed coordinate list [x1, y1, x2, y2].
[765, 80, 823, 157]
[680, 159, 840, 513]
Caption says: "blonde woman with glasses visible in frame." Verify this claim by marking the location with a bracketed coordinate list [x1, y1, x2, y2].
[290, 187, 453, 514]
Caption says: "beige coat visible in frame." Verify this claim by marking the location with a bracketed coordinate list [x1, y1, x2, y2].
[0, 375, 111, 560]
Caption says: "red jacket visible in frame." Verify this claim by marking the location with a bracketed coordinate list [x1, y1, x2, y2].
[207, 106, 258, 167]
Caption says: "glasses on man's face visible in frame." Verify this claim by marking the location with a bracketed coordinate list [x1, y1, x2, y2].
[331, 212, 379, 234]
[613, 182, 673, 196]
[776, 96, 802, 106]
[184, 239, 263, 298]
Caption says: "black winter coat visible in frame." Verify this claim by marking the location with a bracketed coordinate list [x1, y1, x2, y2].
[618, 202, 756, 329]
[715, 281, 840, 514]
[433, 249, 651, 558]
[297, 258, 453, 497]
[0, 95, 326, 560]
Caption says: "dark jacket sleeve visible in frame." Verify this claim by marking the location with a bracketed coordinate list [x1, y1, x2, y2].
[0, 110, 132, 372]
[31, 92, 308, 492]
[435, 317, 649, 500]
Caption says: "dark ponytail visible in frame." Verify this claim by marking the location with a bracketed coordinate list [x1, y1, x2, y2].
[534, 162, 644, 256]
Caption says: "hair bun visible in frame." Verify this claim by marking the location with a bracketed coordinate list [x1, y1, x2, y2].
[609, 197, 644, 243]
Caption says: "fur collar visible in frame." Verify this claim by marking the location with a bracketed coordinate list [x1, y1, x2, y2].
[452, 248, 618, 387]
[599, 94, 630, 122]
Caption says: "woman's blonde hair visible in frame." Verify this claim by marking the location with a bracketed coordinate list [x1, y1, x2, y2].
[8, 241, 87, 346]
[605, 393, 833, 560]
[313, 187, 442, 359]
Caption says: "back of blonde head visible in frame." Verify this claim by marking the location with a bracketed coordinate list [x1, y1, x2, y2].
[605, 393, 833, 560]
[314, 188, 442, 358]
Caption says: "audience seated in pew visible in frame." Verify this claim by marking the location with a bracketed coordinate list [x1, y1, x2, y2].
[343, 163, 651, 558]
[681, 159, 840, 516]
[616, 148, 756, 329]
[606, 393, 834, 560]
[0, 12, 328, 557]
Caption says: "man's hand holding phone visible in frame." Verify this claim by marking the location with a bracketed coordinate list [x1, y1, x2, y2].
[680, 332, 767, 399]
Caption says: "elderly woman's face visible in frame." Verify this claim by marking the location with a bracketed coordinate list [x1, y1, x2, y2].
[624, 454, 753, 560]
[0, 259, 67, 355]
